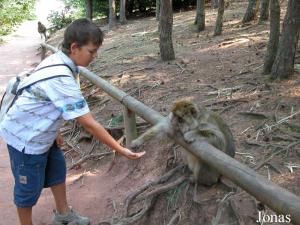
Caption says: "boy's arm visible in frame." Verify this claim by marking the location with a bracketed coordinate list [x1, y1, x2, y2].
[56, 133, 64, 146]
[76, 112, 145, 159]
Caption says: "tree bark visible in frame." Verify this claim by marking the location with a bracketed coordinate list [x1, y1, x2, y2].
[212, 0, 219, 9]
[271, 0, 300, 79]
[123, 107, 137, 148]
[159, 0, 175, 61]
[242, 0, 258, 23]
[120, 0, 127, 24]
[85, 0, 93, 20]
[156, 0, 160, 21]
[109, 0, 117, 28]
[259, 0, 270, 23]
[127, 0, 134, 15]
[196, 0, 205, 31]
[214, 0, 225, 36]
[263, 0, 280, 74]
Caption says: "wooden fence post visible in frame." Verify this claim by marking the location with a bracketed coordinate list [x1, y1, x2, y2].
[40, 45, 46, 61]
[123, 106, 137, 148]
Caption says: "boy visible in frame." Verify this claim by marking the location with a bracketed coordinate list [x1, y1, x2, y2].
[0, 18, 145, 225]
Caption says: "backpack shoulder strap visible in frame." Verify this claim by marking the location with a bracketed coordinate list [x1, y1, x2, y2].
[34, 63, 73, 73]
[18, 64, 74, 92]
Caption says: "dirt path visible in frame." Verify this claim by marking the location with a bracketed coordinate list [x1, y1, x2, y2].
[0, 20, 42, 225]
[0, 19, 109, 225]
[0, 20, 95, 225]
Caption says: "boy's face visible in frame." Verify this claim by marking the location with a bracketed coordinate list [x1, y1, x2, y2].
[69, 41, 100, 67]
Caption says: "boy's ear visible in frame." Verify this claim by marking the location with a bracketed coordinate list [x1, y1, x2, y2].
[70, 42, 79, 54]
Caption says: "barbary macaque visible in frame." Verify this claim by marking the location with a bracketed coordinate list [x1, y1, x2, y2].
[131, 100, 236, 186]
[37, 21, 47, 40]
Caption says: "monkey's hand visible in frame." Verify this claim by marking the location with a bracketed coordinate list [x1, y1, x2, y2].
[183, 131, 197, 143]
[130, 138, 143, 150]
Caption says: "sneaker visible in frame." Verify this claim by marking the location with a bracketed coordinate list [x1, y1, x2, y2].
[52, 207, 90, 225]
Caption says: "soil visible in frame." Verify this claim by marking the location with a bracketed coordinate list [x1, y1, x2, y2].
[0, 20, 41, 225]
[1, 0, 300, 225]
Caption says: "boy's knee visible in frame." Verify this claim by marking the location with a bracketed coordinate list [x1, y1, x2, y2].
[8, 146, 47, 208]
[14, 164, 44, 207]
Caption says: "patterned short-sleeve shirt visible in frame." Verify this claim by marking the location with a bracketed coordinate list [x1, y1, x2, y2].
[0, 51, 90, 154]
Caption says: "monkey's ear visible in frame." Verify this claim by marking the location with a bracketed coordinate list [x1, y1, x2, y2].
[177, 117, 184, 123]
[169, 113, 178, 126]
[191, 107, 199, 117]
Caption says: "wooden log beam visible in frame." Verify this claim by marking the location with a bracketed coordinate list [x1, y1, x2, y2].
[40, 45, 46, 60]
[123, 106, 137, 148]
[41, 43, 300, 225]
[174, 137, 300, 224]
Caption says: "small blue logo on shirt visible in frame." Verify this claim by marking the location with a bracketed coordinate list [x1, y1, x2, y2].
[61, 99, 86, 112]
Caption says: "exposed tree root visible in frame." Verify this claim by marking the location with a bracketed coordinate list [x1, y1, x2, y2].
[133, 175, 186, 203]
[115, 197, 156, 225]
[123, 164, 185, 218]
[69, 152, 112, 170]
[166, 181, 190, 225]
[98, 165, 186, 225]
[166, 210, 181, 225]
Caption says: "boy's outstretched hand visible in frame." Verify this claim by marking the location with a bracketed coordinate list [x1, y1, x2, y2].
[121, 147, 146, 160]
[76, 113, 146, 160]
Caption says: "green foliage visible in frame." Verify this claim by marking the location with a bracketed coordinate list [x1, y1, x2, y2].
[108, 114, 124, 128]
[173, 0, 196, 10]
[0, 0, 35, 36]
[127, 0, 196, 15]
[63, 0, 86, 16]
[60, 0, 197, 20]
[63, 0, 109, 18]
[47, 6, 75, 31]
[93, 0, 109, 18]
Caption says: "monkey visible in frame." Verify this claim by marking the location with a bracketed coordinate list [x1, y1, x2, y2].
[130, 100, 236, 186]
[37, 21, 47, 40]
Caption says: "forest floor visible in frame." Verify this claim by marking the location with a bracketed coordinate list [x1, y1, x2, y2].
[1, 0, 300, 224]
[47, 0, 300, 223]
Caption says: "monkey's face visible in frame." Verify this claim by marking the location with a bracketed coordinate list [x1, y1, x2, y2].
[170, 101, 199, 133]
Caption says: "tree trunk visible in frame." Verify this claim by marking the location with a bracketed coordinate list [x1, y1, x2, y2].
[271, 0, 300, 79]
[156, 0, 160, 21]
[196, 0, 205, 31]
[85, 0, 93, 20]
[127, 0, 134, 15]
[214, 0, 225, 36]
[263, 0, 280, 74]
[109, 0, 117, 28]
[120, 0, 127, 24]
[212, 0, 219, 9]
[159, 0, 175, 61]
[242, 0, 258, 23]
[259, 0, 270, 23]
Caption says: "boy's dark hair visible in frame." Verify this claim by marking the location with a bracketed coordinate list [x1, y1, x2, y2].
[62, 18, 104, 54]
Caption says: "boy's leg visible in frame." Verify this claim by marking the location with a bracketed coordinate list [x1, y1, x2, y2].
[45, 143, 90, 225]
[50, 182, 68, 214]
[17, 207, 33, 225]
[44, 142, 68, 214]
[7, 145, 48, 225]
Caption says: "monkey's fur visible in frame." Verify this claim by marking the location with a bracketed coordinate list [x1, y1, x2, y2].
[37, 21, 47, 40]
[131, 100, 235, 186]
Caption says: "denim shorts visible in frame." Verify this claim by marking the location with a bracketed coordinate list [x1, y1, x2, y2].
[7, 143, 66, 208]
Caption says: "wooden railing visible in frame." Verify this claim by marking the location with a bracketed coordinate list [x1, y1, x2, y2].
[41, 43, 300, 225]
